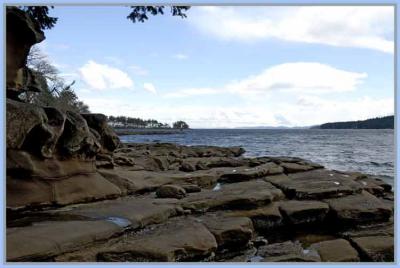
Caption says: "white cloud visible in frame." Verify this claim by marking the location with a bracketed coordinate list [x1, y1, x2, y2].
[79, 60, 134, 90]
[173, 53, 189, 60]
[143, 83, 157, 94]
[190, 6, 394, 53]
[165, 62, 367, 98]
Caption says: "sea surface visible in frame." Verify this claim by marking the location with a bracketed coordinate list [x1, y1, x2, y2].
[120, 129, 395, 184]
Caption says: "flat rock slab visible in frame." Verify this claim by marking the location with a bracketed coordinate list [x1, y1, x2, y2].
[257, 240, 321, 262]
[100, 168, 221, 195]
[324, 191, 392, 225]
[55, 196, 181, 229]
[340, 221, 394, 239]
[263, 174, 289, 184]
[181, 156, 247, 170]
[309, 239, 360, 262]
[219, 162, 283, 183]
[200, 214, 254, 249]
[7, 172, 122, 209]
[97, 218, 218, 262]
[226, 203, 283, 230]
[7, 220, 122, 261]
[279, 162, 314, 173]
[351, 236, 394, 262]
[180, 180, 284, 212]
[279, 200, 329, 225]
[270, 169, 363, 199]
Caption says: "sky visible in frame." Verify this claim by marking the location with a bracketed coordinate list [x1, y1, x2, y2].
[38, 5, 395, 128]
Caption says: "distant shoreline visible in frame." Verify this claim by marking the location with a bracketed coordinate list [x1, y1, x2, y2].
[114, 128, 185, 136]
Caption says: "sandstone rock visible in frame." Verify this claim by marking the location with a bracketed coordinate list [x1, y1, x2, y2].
[355, 176, 392, 196]
[57, 197, 180, 229]
[6, 99, 47, 149]
[324, 191, 392, 225]
[269, 156, 305, 164]
[279, 200, 329, 225]
[97, 219, 217, 262]
[181, 180, 284, 212]
[6, 7, 45, 97]
[187, 157, 247, 169]
[340, 221, 394, 239]
[226, 203, 283, 230]
[156, 185, 187, 199]
[272, 169, 363, 199]
[201, 215, 254, 249]
[258, 241, 321, 262]
[99, 168, 219, 195]
[7, 172, 121, 209]
[221, 247, 258, 262]
[122, 143, 245, 159]
[51, 173, 121, 206]
[279, 162, 314, 173]
[81, 113, 120, 153]
[263, 174, 290, 184]
[7, 220, 122, 261]
[113, 154, 135, 166]
[350, 236, 394, 262]
[219, 162, 283, 183]
[181, 184, 201, 193]
[180, 161, 196, 172]
[7, 150, 96, 179]
[58, 111, 100, 158]
[96, 153, 114, 169]
[309, 239, 360, 262]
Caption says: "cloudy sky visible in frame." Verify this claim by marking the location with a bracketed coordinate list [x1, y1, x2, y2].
[39, 6, 394, 128]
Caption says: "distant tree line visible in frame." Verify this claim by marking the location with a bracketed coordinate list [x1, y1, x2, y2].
[172, 121, 189, 130]
[107, 116, 189, 129]
[313, 115, 394, 129]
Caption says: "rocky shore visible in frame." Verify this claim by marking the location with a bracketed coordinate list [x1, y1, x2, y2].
[5, 7, 394, 263]
[7, 138, 394, 262]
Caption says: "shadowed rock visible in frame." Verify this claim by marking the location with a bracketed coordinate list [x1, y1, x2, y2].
[97, 218, 217, 262]
[278, 200, 329, 225]
[324, 191, 392, 225]
[7, 220, 123, 261]
[350, 236, 394, 262]
[309, 239, 360, 262]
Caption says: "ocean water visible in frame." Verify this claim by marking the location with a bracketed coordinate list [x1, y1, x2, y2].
[120, 129, 395, 183]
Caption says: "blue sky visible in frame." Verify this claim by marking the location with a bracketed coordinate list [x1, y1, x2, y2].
[37, 5, 394, 128]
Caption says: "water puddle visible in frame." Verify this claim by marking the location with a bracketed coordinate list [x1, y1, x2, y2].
[105, 217, 132, 228]
[249, 256, 263, 262]
[213, 183, 222, 191]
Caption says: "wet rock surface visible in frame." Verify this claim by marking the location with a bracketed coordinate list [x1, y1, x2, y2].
[7, 142, 394, 262]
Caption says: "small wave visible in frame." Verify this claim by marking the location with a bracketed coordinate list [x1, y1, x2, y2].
[370, 161, 394, 167]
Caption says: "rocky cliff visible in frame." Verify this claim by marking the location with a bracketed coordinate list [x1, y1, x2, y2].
[6, 7, 121, 210]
